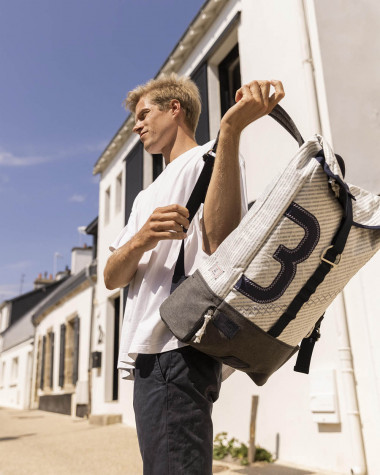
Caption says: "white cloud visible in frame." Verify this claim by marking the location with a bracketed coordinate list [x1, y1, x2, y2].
[69, 194, 86, 203]
[0, 150, 50, 167]
[2, 260, 33, 271]
[83, 141, 108, 153]
[0, 139, 108, 168]
[54, 140, 109, 160]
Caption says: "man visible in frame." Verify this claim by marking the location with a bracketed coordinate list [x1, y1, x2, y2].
[104, 74, 285, 474]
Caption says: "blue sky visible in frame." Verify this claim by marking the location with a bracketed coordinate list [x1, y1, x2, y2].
[0, 0, 205, 300]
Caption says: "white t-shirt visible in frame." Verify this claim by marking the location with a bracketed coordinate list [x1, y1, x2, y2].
[109, 140, 248, 380]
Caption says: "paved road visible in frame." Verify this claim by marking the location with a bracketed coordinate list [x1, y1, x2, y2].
[0, 407, 336, 475]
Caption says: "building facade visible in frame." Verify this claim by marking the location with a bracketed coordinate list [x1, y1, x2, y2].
[0, 280, 65, 409]
[30, 247, 96, 417]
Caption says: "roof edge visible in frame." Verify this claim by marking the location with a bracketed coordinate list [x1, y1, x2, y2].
[92, 0, 229, 175]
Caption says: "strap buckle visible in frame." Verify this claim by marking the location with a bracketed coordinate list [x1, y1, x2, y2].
[320, 246, 341, 268]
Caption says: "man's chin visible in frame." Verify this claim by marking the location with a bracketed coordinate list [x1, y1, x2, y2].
[143, 143, 161, 155]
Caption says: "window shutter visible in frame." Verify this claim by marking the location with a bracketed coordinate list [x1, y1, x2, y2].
[49, 332, 54, 388]
[40, 335, 46, 389]
[218, 44, 241, 117]
[59, 324, 66, 387]
[152, 154, 163, 181]
[72, 317, 80, 385]
[191, 62, 210, 145]
[124, 141, 143, 225]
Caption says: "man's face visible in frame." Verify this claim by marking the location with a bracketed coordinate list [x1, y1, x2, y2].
[132, 95, 177, 156]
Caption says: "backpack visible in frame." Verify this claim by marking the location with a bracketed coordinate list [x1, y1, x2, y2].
[160, 105, 380, 385]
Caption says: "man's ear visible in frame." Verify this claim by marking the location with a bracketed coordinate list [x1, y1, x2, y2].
[170, 99, 181, 117]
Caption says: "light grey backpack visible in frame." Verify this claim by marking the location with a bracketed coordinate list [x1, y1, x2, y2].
[160, 105, 380, 385]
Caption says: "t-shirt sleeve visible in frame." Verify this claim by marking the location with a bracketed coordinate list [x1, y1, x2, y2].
[109, 194, 139, 252]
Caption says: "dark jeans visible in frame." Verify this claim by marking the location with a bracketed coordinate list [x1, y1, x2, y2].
[134, 346, 222, 475]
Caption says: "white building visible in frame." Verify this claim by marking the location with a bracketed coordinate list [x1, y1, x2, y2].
[93, 1, 380, 473]
[30, 246, 96, 418]
[0, 280, 65, 409]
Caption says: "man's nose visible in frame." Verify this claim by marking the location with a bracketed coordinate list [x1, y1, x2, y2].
[133, 121, 142, 134]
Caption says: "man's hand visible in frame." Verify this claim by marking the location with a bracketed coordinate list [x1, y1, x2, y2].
[104, 204, 189, 290]
[133, 204, 190, 252]
[221, 80, 285, 134]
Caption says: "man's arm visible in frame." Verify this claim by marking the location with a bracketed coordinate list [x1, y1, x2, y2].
[104, 204, 189, 290]
[202, 80, 285, 254]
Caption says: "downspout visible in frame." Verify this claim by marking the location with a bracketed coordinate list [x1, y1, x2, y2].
[298, 2, 367, 474]
[85, 263, 96, 418]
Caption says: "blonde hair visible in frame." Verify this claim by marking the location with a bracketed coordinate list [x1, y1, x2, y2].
[125, 73, 201, 134]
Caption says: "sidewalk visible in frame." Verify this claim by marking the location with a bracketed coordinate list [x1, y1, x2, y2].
[0, 407, 335, 475]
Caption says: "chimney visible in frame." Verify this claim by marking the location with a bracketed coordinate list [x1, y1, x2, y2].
[34, 272, 54, 290]
[71, 245, 93, 274]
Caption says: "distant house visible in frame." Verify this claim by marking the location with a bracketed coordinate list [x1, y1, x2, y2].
[0, 278, 66, 409]
[30, 222, 98, 418]
[92, 1, 380, 474]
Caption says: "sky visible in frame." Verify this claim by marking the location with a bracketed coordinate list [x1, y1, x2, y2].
[0, 0, 206, 300]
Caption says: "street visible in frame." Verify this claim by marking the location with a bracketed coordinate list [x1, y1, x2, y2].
[0, 407, 336, 475]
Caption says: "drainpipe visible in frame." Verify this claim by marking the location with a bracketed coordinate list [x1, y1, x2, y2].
[335, 292, 367, 475]
[85, 262, 97, 419]
[298, 2, 367, 473]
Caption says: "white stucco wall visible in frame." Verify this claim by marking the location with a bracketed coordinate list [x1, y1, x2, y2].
[93, 142, 135, 424]
[0, 339, 33, 409]
[343, 252, 380, 475]
[312, 0, 380, 193]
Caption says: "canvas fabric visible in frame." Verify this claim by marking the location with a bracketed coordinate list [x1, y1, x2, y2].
[160, 133, 380, 386]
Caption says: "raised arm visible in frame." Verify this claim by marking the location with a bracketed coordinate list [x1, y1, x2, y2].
[202, 80, 285, 255]
[104, 204, 189, 289]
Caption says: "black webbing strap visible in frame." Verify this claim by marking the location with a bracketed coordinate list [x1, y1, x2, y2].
[171, 149, 215, 284]
[269, 104, 305, 147]
[294, 315, 324, 374]
[266, 149, 354, 373]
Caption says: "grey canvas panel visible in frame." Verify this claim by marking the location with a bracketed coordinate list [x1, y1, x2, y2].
[161, 270, 298, 386]
[189, 301, 298, 386]
[160, 270, 222, 342]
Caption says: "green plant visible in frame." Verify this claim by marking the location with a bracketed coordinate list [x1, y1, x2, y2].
[213, 432, 249, 466]
[254, 445, 273, 463]
[213, 432, 274, 466]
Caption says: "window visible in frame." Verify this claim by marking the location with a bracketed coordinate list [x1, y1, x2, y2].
[0, 361, 6, 388]
[40, 336, 46, 389]
[59, 324, 66, 387]
[46, 331, 54, 389]
[112, 296, 121, 401]
[65, 316, 80, 387]
[219, 44, 241, 117]
[124, 142, 143, 225]
[191, 62, 210, 145]
[104, 186, 111, 225]
[115, 172, 122, 214]
[11, 357, 19, 386]
[152, 155, 163, 181]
